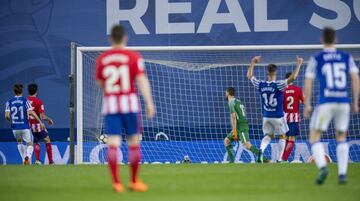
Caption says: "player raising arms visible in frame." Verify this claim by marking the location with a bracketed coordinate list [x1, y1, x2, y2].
[224, 87, 262, 163]
[5, 84, 44, 165]
[281, 72, 305, 162]
[304, 27, 359, 185]
[96, 25, 155, 193]
[27, 83, 55, 165]
[247, 56, 303, 163]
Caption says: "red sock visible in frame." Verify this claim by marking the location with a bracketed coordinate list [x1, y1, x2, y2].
[128, 145, 141, 183]
[282, 140, 295, 161]
[34, 144, 40, 161]
[107, 145, 120, 184]
[46, 143, 54, 164]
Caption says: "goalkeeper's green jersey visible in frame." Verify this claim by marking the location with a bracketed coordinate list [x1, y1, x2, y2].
[228, 98, 249, 130]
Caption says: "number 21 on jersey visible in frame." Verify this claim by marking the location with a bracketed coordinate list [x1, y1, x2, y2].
[103, 65, 130, 93]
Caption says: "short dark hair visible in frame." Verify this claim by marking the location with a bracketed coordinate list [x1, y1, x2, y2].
[285, 72, 292, 79]
[111, 25, 126, 44]
[323, 27, 336, 44]
[226, 87, 236, 96]
[13, 84, 23, 95]
[28, 83, 38, 95]
[267, 64, 277, 74]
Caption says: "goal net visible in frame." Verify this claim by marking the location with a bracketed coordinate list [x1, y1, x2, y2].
[75, 45, 360, 164]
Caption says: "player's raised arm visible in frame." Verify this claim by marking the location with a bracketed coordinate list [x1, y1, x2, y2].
[349, 56, 360, 113]
[136, 74, 155, 119]
[286, 56, 303, 85]
[247, 56, 261, 80]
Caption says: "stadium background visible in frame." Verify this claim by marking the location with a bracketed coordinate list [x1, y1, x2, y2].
[0, 0, 359, 164]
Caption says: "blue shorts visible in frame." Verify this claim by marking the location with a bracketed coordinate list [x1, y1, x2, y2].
[104, 113, 139, 136]
[286, 122, 300, 136]
[32, 130, 49, 144]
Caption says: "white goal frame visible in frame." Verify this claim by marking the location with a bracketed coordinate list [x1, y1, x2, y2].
[75, 44, 360, 164]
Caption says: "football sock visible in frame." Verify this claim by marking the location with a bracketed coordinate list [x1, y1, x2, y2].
[46, 143, 54, 163]
[34, 144, 41, 161]
[282, 140, 295, 161]
[249, 145, 260, 155]
[26, 145, 34, 158]
[260, 135, 271, 153]
[311, 142, 327, 169]
[128, 145, 141, 183]
[336, 142, 349, 176]
[278, 139, 286, 160]
[226, 145, 235, 163]
[107, 145, 120, 184]
[17, 144, 25, 159]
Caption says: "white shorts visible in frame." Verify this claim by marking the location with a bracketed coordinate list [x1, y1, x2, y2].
[262, 117, 289, 136]
[12, 129, 33, 143]
[310, 103, 350, 132]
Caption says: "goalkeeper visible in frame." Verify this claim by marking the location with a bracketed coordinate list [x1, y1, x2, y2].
[224, 87, 264, 163]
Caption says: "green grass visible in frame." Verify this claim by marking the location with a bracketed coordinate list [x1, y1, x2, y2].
[0, 164, 359, 201]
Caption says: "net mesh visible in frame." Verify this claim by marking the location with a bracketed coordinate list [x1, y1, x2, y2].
[79, 48, 360, 164]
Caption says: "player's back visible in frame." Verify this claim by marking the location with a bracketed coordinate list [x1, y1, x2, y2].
[27, 96, 44, 132]
[283, 85, 303, 122]
[309, 49, 355, 104]
[256, 79, 287, 118]
[96, 49, 145, 115]
[6, 96, 31, 130]
[228, 98, 248, 125]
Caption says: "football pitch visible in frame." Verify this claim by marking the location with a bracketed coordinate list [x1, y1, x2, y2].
[1, 164, 359, 201]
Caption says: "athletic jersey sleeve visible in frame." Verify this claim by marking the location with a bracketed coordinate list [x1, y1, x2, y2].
[39, 100, 45, 113]
[5, 101, 10, 112]
[25, 100, 33, 111]
[305, 56, 317, 79]
[133, 53, 146, 77]
[276, 80, 287, 91]
[298, 87, 305, 103]
[349, 55, 359, 74]
[95, 56, 104, 81]
[250, 77, 260, 90]
[228, 100, 236, 114]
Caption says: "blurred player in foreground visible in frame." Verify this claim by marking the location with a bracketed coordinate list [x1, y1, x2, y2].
[304, 27, 359, 185]
[5, 84, 44, 165]
[247, 56, 303, 163]
[281, 72, 305, 162]
[27, 83, 55, 165]
[96, 25, 155, 192]
[224, 87, 263, 163]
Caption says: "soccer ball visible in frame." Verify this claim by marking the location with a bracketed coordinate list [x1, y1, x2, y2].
[182, 155, 191, 163]
[98, 134, 108, 144]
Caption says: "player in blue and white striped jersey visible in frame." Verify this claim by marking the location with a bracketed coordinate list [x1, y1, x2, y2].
[304, 27, 359, 185]
[5, 84, 44, 165]
[247, 56, 303, 163]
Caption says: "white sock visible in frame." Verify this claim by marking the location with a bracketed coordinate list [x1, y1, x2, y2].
[278, 139, 286, 160]
[26, 145, 34, 159]
[311, 142, 327, 169]
[260, 135, 272, 153]
[17, 144, 25, 160]
[336, 142, 349, 175]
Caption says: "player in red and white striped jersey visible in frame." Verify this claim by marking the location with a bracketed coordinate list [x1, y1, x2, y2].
[96, 25, 155, 193]
[27, 83, 54, 165]
[281, 72, 305, 162]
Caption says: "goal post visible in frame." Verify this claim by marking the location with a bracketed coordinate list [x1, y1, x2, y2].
[74, 45, 360, 164]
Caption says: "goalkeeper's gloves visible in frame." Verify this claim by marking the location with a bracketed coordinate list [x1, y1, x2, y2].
[232, 129, 238, 141]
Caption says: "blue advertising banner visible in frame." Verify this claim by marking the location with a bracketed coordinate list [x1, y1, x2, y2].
[0, 140, 359, 164]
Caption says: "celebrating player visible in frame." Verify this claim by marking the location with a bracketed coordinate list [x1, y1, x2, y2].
[304, 27, 359, 185]
[281, 72, 305, 162]
[5, 84, 44, 165]
[27, 83, 55, 165]
[224, 87, 263, 163]
[96, 25, 155, 193]
[247, 56, 303, 163]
